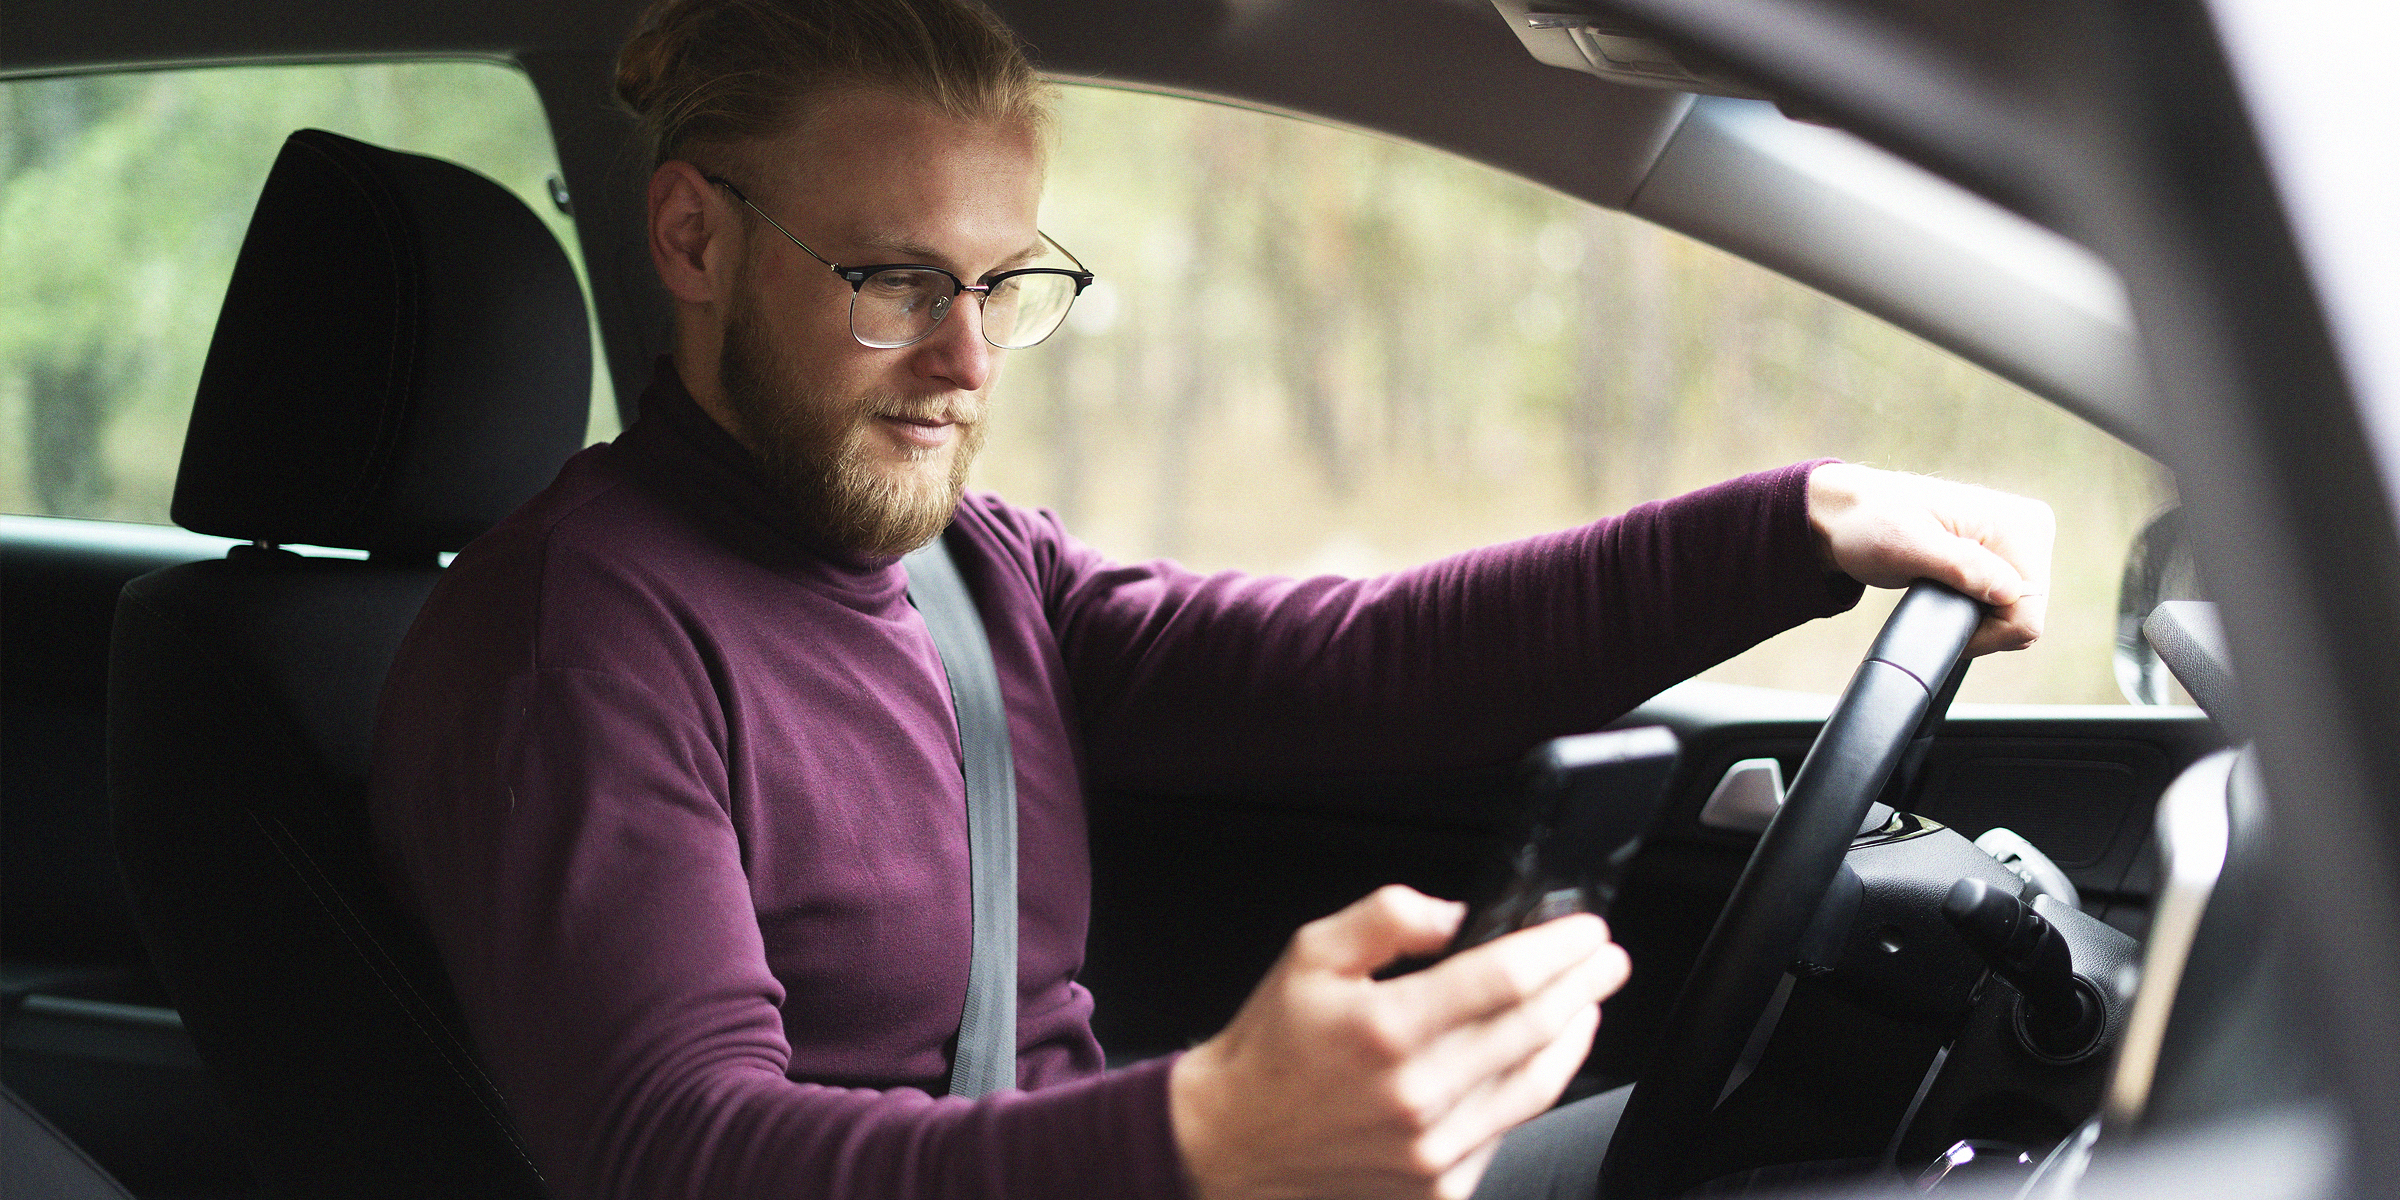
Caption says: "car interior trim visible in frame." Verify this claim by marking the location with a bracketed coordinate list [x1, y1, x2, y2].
[1697, 757, 1784, 832]
[2141, 602, 2241, 733]
[1627, 96, 2153, 452]
[2104, 747, 2237, 1125]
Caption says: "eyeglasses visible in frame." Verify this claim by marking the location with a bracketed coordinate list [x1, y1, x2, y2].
[704, 174, 1094, 350]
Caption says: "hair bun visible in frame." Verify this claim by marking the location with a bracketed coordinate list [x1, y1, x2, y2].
[613, 0, 1046, 168]
[613, 0, 693, 117]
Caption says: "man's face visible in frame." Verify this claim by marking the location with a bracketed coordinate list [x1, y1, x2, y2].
[712, 89, 1046, 557]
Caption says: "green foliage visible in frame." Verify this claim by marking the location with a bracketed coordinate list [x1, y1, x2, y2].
[2, 69, 2167, 702]
[0, 61, 614, 522]
[976, 86, 2173, 703]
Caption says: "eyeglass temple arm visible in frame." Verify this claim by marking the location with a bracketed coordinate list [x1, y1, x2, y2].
[701, 172, 845, 271]
[1041, 230, 1090, 275]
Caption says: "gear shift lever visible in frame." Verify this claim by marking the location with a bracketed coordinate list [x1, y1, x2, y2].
[1943, 878, 2104, 1060]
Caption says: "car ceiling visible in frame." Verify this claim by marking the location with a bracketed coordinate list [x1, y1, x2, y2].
[4, 1, 1680, 203]
[5, 0, 2148, 450]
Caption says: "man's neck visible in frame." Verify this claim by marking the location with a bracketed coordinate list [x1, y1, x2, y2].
[672, 320, 754, 454]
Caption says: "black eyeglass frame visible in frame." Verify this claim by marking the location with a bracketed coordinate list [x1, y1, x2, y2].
[702, 173, 1094, 349]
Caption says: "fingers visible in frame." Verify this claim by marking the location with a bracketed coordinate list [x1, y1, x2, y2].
[1965, 494, 2055, 655]
[1402, 939, 1622, 1163]
[1807, 464, 2056, 656]
[1390, 915, 1617, 1043]
[1171, 891, 1631, 1200]
[1294, 884, 1467, 978]
[1434, 1137, 1504, 1200]
[1892, 525, 2045, 657]
[1416, 930, 1622, 1087]
[1423, 997, 1604, 1178]
[1968, 589, 2049, 656]
[1921, 533, 2027, 609]
[1304, 902, 1611, 1075]
[1359, 920, 1623, 1168]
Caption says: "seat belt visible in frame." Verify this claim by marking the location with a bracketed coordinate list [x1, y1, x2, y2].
[903, 531, 1019, 1099]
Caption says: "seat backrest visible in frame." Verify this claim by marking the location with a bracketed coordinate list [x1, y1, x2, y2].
[108, 128, 590, 1199]
[4, 1084, 136, 1200]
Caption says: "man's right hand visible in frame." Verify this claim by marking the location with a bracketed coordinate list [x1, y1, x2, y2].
[1167, 885, 1631, 1200]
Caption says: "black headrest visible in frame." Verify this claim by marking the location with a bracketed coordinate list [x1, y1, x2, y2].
[173, 129, 591, 556]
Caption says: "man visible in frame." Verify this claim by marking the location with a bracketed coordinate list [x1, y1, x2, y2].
[371, 1, 2054, 1198]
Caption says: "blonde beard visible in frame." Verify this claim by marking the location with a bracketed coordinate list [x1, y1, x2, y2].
[717, 301, 987, 558]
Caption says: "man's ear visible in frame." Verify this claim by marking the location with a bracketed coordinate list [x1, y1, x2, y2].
[648, 160, 734, 306]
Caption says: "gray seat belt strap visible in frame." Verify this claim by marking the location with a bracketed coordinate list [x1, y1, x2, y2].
[903, 531, 1019, 1099]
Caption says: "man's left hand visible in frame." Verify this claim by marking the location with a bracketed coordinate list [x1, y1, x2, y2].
[1806, 462, 2057, 656]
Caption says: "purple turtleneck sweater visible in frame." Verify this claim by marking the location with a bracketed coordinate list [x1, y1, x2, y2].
[370, 364, 1860, 1200]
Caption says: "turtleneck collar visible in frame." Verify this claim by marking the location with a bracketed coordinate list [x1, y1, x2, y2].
[612, 357, 911, 604]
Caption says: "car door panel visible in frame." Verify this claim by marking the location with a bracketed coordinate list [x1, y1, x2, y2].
[2, 517, 256, 1195]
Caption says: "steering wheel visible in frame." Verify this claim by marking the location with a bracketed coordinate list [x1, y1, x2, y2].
[1599, 581, 1985, 1199]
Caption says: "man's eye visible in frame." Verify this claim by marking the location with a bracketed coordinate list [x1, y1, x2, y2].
[865, 270, 945, 301]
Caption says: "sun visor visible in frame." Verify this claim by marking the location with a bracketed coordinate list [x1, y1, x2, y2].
[1490, 1, 1774, 99]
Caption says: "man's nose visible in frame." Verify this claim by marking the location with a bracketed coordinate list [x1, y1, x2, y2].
[909, 292, 999, 392]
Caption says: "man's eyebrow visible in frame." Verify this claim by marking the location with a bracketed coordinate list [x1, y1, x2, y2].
[849, 233, 945, 262]
[848, 235, 1052, 274]
[993, 240, 1050, 270]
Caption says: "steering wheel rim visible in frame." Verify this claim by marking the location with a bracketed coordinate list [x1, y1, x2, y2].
[1599, 581, 1984, 1199]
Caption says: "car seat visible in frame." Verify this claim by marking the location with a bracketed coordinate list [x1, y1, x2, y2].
[107, 128, 589, 1199]
[4, 1084, 136, 1200]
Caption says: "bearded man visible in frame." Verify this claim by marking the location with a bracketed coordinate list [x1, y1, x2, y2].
[370, 1, 2056, 1198]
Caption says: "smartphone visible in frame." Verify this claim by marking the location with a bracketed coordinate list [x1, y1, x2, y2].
[1440, 724, 1682, 957]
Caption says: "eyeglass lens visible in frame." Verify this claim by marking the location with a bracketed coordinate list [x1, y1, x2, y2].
[850, 268, 1082, 350]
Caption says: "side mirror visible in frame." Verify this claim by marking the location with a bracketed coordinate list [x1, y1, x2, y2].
[2114, 505, 2204, 704]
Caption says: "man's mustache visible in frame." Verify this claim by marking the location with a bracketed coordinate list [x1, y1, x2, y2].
[869, 396, 985, 427]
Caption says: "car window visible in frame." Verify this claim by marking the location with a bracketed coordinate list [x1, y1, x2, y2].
[0, 61, 620, 527]
[975, 85, 2174, 704]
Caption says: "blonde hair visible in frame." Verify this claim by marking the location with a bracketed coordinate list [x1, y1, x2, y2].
[614, 0, 1048, 169]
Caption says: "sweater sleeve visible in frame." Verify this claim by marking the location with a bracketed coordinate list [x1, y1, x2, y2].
[374, 593, 1190, 1200]
[1024, 461, 1862, 789]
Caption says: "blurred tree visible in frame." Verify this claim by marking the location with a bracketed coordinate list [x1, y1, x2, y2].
[2, 70, 2169, 702]
[979, 85, 2172, 703]
[0, 62, 609, 522]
